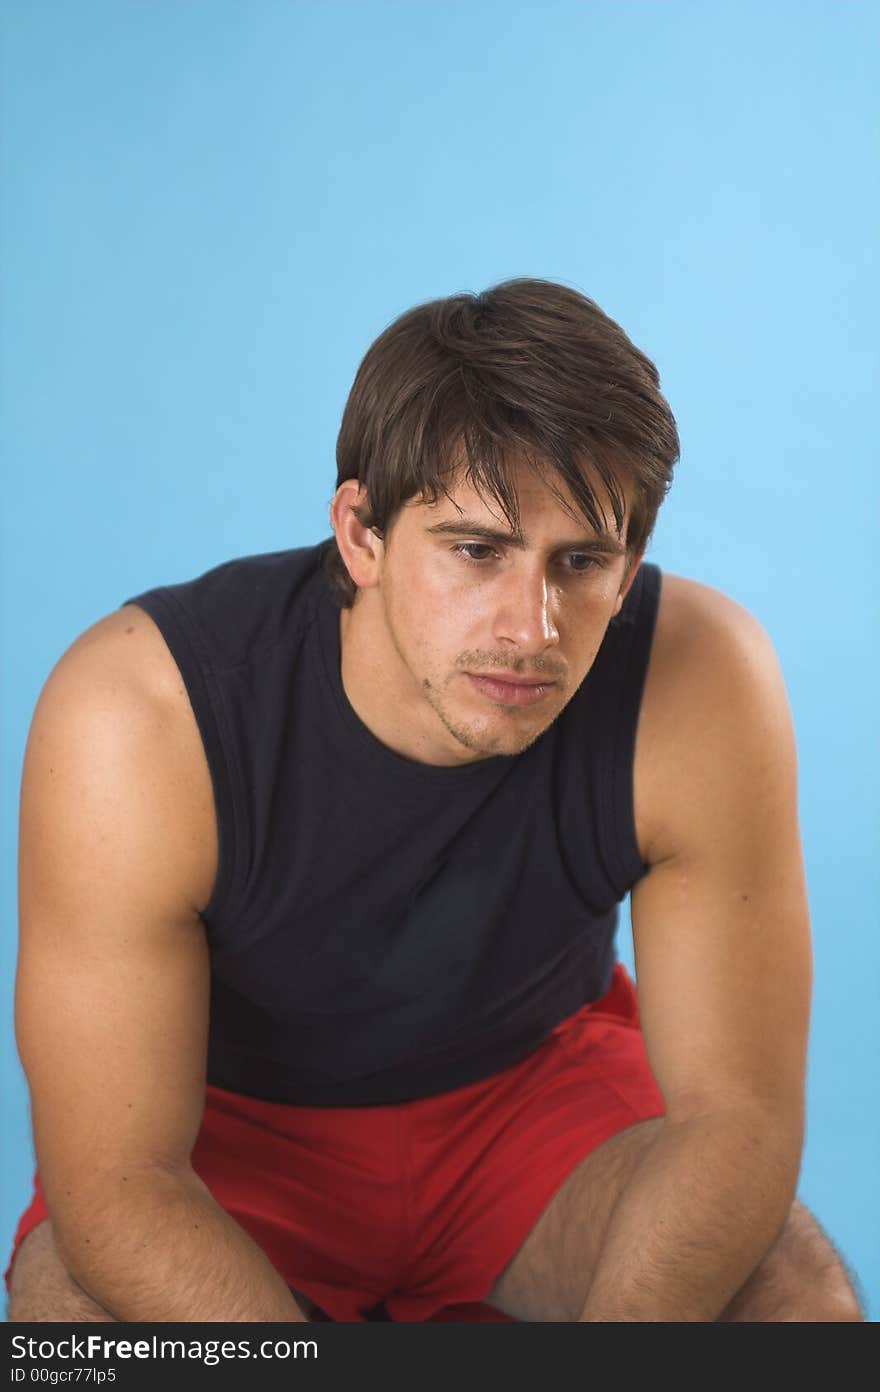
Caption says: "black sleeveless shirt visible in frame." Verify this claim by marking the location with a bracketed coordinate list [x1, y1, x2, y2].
[124, 543, 661, 1106]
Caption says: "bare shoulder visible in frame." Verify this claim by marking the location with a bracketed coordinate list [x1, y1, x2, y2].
[634, 572, 796, 865]
[648, 572, 776, 663]
[46, 602, 188, 707]
[23, 602, 217, 915]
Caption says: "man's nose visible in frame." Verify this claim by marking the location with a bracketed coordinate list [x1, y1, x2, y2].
[492, 566, 560, 653]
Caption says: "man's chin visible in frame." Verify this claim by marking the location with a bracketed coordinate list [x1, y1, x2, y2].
[441, 708, 557, 760]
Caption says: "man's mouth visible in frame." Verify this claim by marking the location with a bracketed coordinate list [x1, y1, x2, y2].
[464, 672, 558, 707]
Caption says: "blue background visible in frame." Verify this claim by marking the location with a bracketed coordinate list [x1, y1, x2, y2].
[2, 0, 877, 1318]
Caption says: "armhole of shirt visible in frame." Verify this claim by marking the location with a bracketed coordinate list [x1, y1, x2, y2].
[120, 587, 242, 928]
[597, 563, 663, 896]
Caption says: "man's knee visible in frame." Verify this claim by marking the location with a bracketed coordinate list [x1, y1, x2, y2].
[6, 1220, 116, 1323]
[779, 1204, 865, 1322]
[720, 1200, 864, 1322]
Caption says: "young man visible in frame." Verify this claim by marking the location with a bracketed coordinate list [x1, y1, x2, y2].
[7, 280, 863, 1321]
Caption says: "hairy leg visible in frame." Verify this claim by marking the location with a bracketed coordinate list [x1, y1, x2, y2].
[7, 1222, 116, 1322]
[717, 1202, 864, 1322]
[6, 1219, 320, 1322]
[484, 1118, 863, 1322]
[485, 1116, 663, 1321]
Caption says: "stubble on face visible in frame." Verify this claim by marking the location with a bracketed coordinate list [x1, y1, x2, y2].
[417, 679, 551, 756]
[416, 650, 574, 758]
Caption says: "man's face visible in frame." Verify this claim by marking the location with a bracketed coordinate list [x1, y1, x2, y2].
[368, 459, 639, 763]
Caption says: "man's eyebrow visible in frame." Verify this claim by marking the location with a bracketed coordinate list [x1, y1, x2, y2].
[424, 520, 627, 555]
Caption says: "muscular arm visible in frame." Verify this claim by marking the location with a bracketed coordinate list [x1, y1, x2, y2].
[579, 578, 812, 1322]
[15, 608, 307, 1322]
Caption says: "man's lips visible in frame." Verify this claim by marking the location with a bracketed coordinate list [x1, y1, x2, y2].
[464, 672, 558, 707]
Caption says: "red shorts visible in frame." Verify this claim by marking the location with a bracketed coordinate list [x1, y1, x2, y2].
[6, 964, 664, 1322]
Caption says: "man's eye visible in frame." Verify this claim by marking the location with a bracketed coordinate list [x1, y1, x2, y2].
[565, 553, 601, 573]
[454, 543, 496, 562]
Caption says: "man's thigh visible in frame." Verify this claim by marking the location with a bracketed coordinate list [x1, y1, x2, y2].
[484, 1114, 663, 1321]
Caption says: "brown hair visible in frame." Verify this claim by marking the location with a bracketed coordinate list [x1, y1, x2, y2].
[324, 277, 679, 606]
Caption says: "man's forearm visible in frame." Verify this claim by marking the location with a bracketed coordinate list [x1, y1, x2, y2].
[579, 1107, 801, 1322]
[53, 1167, 309, 1322]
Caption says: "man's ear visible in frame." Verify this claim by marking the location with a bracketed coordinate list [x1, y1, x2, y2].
[611, 547, 645, 618]
[329, 480, 384, 593]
